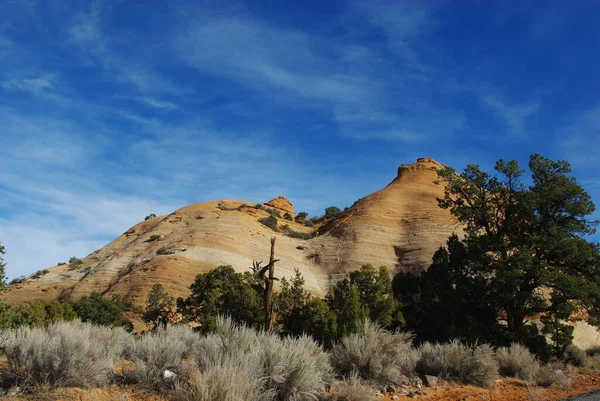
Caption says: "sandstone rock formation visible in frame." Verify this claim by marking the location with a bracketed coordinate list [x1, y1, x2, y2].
[5, 158, 457, 306]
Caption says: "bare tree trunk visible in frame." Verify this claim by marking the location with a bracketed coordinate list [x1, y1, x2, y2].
[265, 237, 276, 332]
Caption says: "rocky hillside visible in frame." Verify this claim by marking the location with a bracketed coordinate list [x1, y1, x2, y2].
[4, 158, 456, 306]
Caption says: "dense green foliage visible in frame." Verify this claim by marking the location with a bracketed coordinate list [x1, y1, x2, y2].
[0, 300, 77, 330]
[325, 206, 341, 218]
[178, 265, 400, 348]
[142, 284, 175, 331]
[70, 292, 131, 329]
[295, 211, 308, 222]
[349, 265, 403, 328]
[395, 154, 600, 358]
[176, 265, 264, 331]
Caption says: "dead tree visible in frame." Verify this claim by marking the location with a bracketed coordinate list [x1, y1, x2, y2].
[250, 237, 279, 332]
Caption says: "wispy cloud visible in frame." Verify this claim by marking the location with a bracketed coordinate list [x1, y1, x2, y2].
[479, 93, 540, 135]
[1, 74, 55, 96]
[135, 97, 178, 110]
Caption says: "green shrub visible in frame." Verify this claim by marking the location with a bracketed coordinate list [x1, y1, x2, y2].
[177, 266, 263, 332]
[8, 301, 77, 328]
[68, 257, 83, 269]
[264, 208, 281, 218]
[30, 269, 49, 279]
[57, 262, 66, 266]
[254, 204, 265, 210]
[145, 214, 157, 221]
[325, 206, 341, 218]
[330, 321, 417, 384]
[295, 212, 308, 222]
[303, 220, 314, 227]
[9, 276, 25, 285]
[258, 216, 278, 232]
[495, 343, 539, 381]
[283, 212, 293, 221]
[417, 341, 498, 387]
[70, 292, 131, 328]
[149, 234, 161, 241]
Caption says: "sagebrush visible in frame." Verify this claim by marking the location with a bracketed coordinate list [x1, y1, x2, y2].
[417, 341, 498, 387]
[330, 320, 417, 385]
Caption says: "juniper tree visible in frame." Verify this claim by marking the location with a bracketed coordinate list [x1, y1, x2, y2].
[143, 284, 176, 330]
[425, 154, 600, 349]
[396, 154, 600, 357]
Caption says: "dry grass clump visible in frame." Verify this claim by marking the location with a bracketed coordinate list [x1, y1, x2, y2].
[0, 321, 127, 390]
[417, 341, 498, 387]
[564, 345, 587, 367]
[172, 316, 332, 401]
[495, 343, 539, 381]
[534, 361, 570, 388]
[172, 353, 271, 401]
[494, 343, 571, 388]
[127, 331, 190, 392]
[325, 377, 373, 401]
[330, 321, 417, 385]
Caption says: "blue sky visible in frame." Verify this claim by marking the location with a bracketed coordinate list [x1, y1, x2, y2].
[1, 0, 599, 278]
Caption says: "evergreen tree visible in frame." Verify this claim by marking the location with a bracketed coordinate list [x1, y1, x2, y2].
[326, 278, 368, 339]
[349, 264, 403, 328]
[143, 284, 175, 330]
[400, 154, 600, 353]
[177, 265, 263, 331]
[276, 269, 311, 334]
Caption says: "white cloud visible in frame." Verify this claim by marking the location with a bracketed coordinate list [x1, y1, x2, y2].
[179, 17, 372, 105]
[1, 74, 55, 96]
[136, 97, 178, 110]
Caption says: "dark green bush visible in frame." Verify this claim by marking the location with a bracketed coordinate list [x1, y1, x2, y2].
[325, 206, 341, 218]
[71, 292, 131, 328]
[177, 265, 263, 331]
[283, 212, 293, 221]
[265, 207, 281, 217]
[258, 216, 278, 232]
[295, 212, 308, 222]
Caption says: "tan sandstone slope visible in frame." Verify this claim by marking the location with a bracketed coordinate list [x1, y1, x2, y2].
[5, 157, 456, 306]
